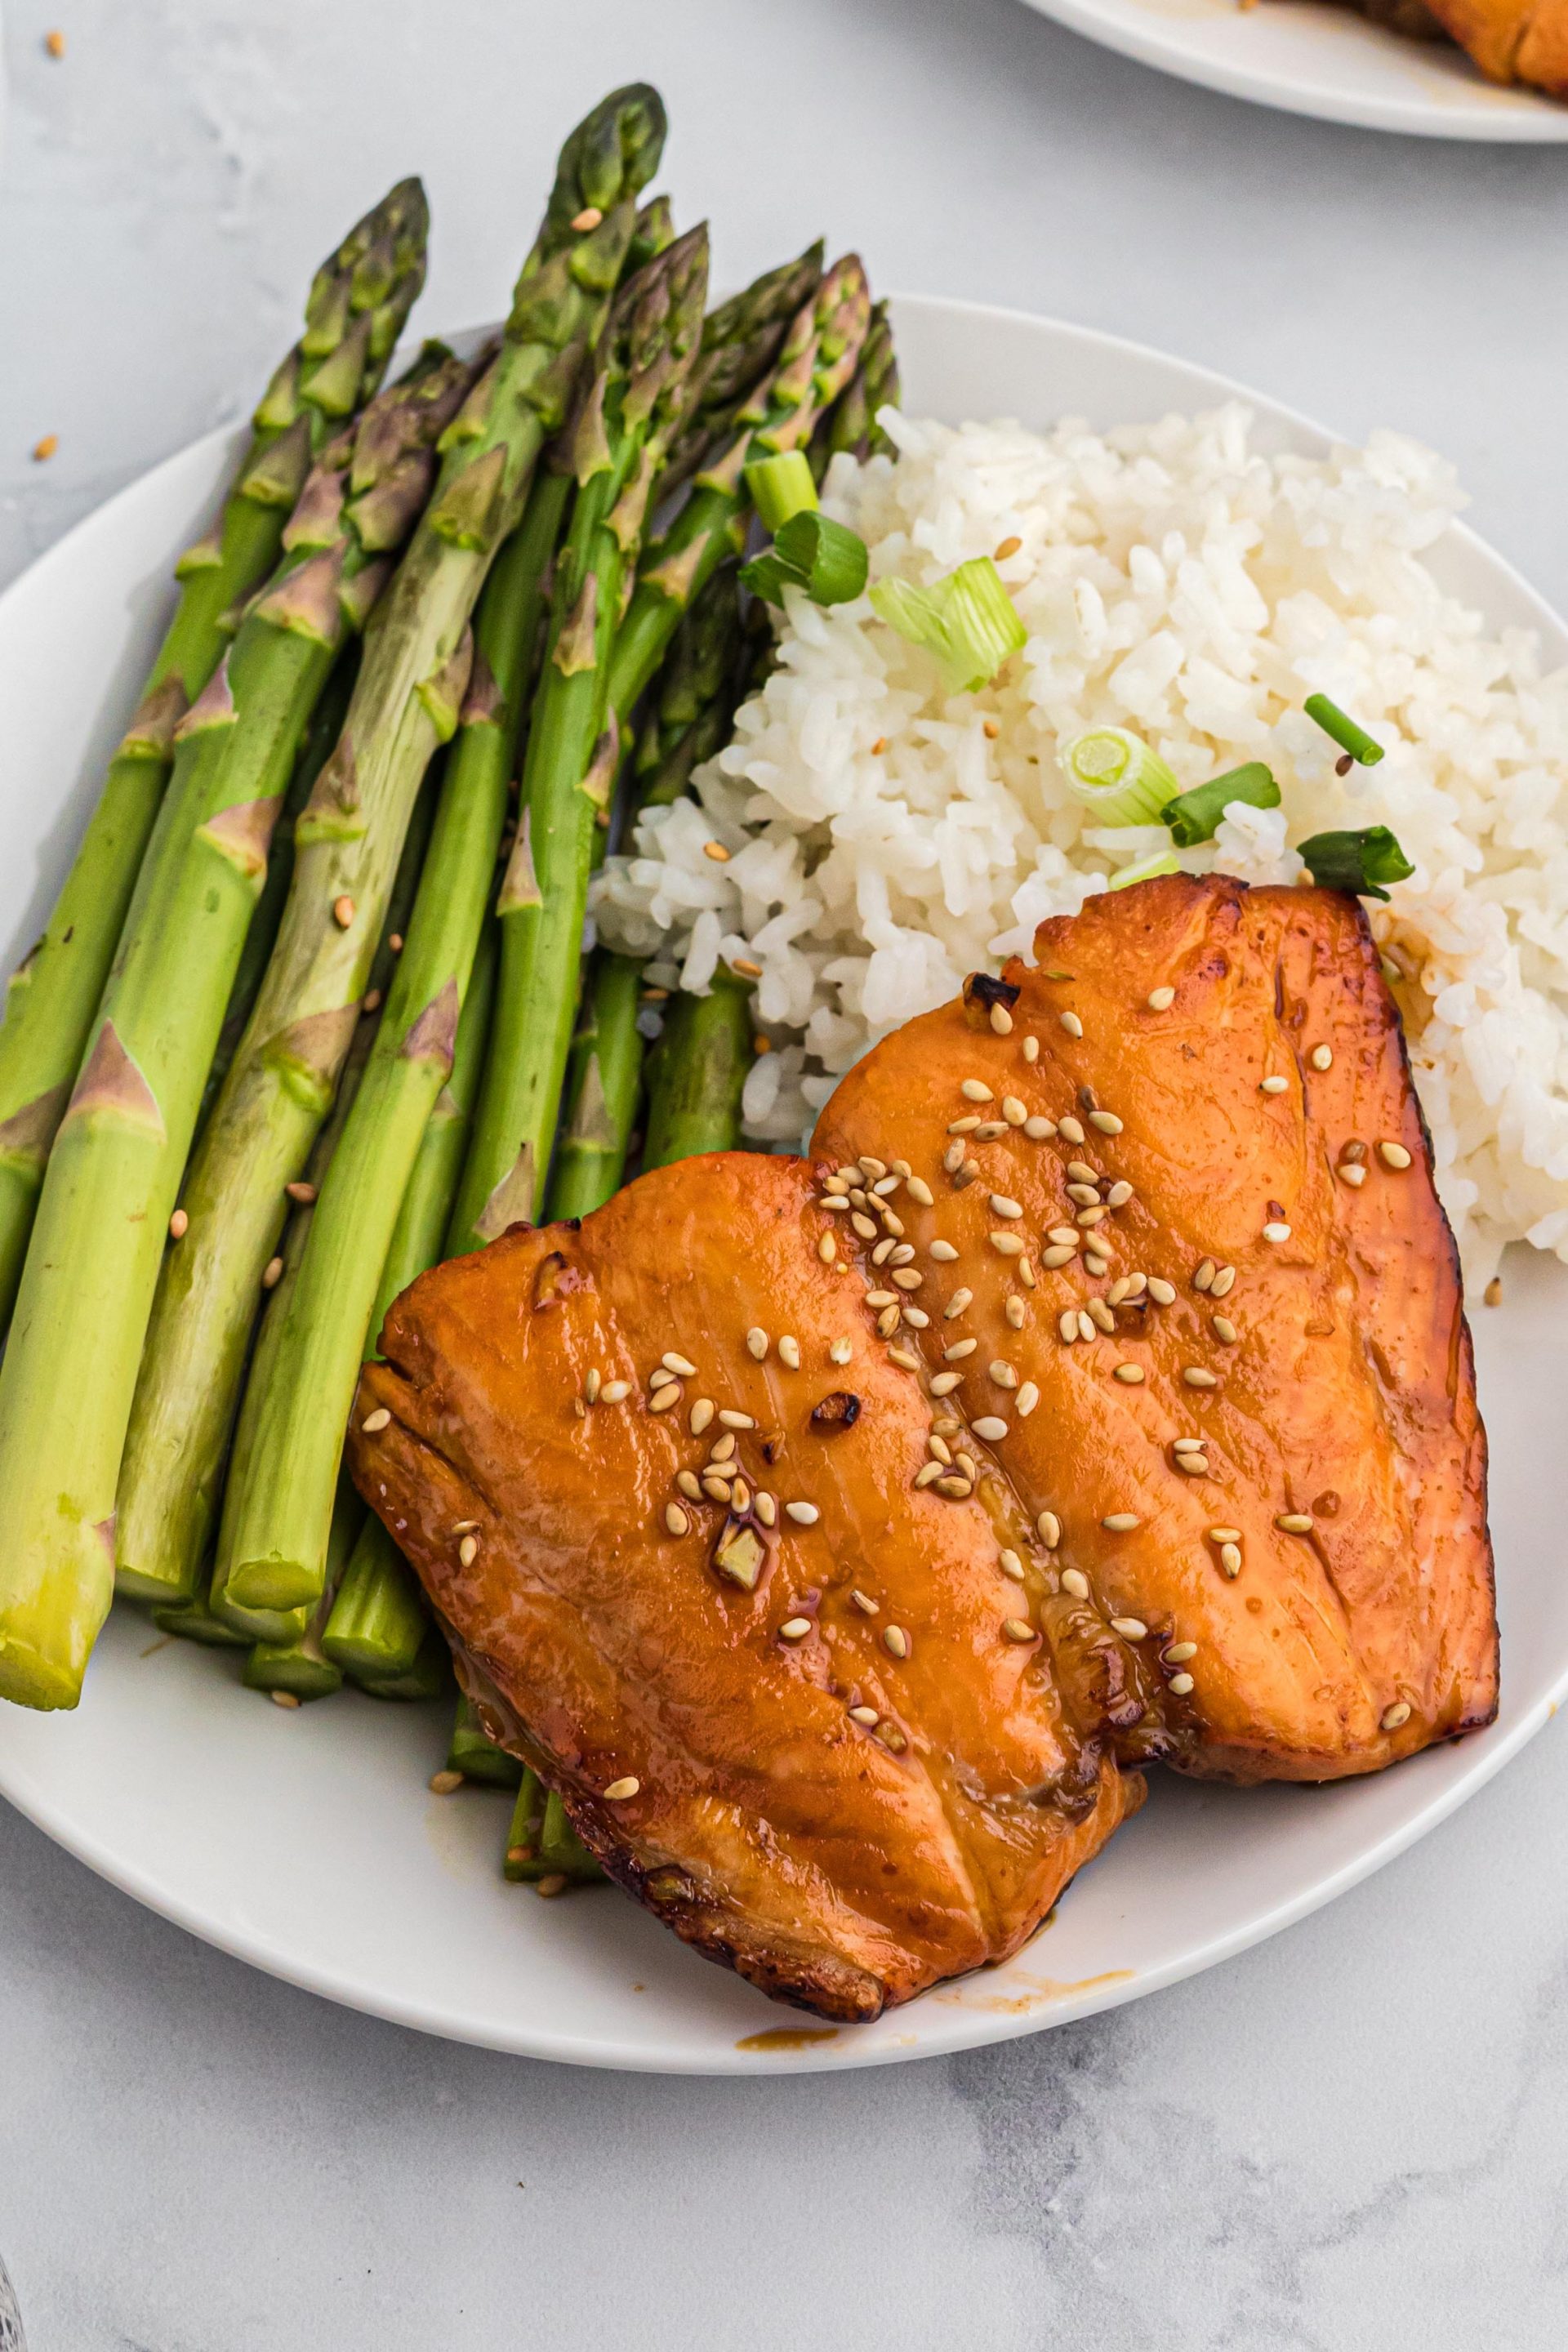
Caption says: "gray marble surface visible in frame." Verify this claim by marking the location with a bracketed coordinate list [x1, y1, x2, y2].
[2, 2, 1566, 2345]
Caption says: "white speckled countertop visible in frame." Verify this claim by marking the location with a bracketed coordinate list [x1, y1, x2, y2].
[2, 4, 1567, 2344]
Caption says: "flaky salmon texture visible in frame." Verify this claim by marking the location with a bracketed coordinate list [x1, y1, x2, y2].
[349, 875, 1499, 2024]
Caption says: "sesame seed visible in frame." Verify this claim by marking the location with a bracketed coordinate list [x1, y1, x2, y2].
[1213, 1316, 1237, 1344]
[947, 1120, 981, 1141]
[700, 1476, 733, 1505]
[649, 1389, 680, 1415]
[604, 1775, 640, 1801]
[1058, 1311, 1077, 1343]
[429, 1768, 463, 1793]
[990, 1003, 1013, 1036]
[884, 1626, 910, 1659]
[929, 1239, 960, 1263]
[742, 1327, 768, 1361]
[1263, 1221, 1292, 1243]
[1076, 1310, 1095, 1343]
[1147, 987, 1175, 1011]
[1276, 1512, 1314, 1533]
[988, 1194, 1023, 1220]
[1005, 1295, 1027, 1329]
[261, 1256, 284, 1290]
[849, 1704, 880, 1726]
[999, 1548, 1026, 1581]
[1060, 1567, 1090, 1598]
[1060, 1011, 1084, 1038]
[818, 1232, 837, 1264]
[1102, 1513, 1140, 1532]
[719, 1409, 756, 1430]
[1209, 1526, 1242, 1544]
[459, 1535, 479, 1566]
[892, 1268, 923, 1290]
[702, 840, 731, 862]
[1040, 1245, 1077, 1269]
[1175, 1454, 1209, 1476]
[664, 1503, 690, 1535]
[929, 1370, 964, 1396]
[1000, 1097, 1028, 1128]
[995, 535, 1022, 559]
[583, 1369, 603, 1405]
[1002, 1617, 1035, 1643]
[889, 1345, 920, 1371]
[786, 1500, 819, 1525]
[819, 1196, 850, 1214]
[1024, 1116, 1055, 1140]
[1220, 1544, 1242, 1576]
[960, 1079, 994, 1102]
[1378, 1141, 1413, 1170]
[1381, 1701, 1411, 1731]
[1113, 1363, 1145, 1384]
[973, 1414, 1009, 1441]
[1164, 1641, 1197, 1664]
[852, 1213, 878, 1241]
[1058, 1116, 1086, 1146]
[1036, 1511, 1062, 1548]
[937, 1473, 973, 1499]
[829, 1337, 853, 1365]
[943, 1338, 978, 1361]
[1209, 1264, 1236, 1298]
[361, 1406, 392, 1434]
[332, 894, 355, 929]
[1086, 1298, 1116, 1333]
[914, 1462, 944, 1488]
[594, 1380, 626, 1405]
[663, 1352, 697, 1378]
[1017, 1381, 1040, 1416]
[1182, 1366, 1218, 1389]
[571, 204, 605, 231]
[688, 1398, 716, 1436]
[866, 1290, 897, 1309]
[778, 1618, 813, 1643]
[676, 1471, 704, 1502]
[1193, 1258, 1216, 1292]
[989, 1232, 1025, 1258]
[732, 956, 762, 979]
[1047, 1226, 1080, 1249]
[271, 1690, 302, 1710]
[168, 1209, 189, 1241]
[1168, 1673, 1195, 1697]
[285, 1180, 317, 1205]
[906, 1177, 935, 1206]
[1147, 1278, 1176, 1305]
[1260, 1076, 1289, 1095]
[1111, 1616, 1148, 1639]
[1311, 1045, 1334, 1071]
[1105, 1180, 1134, 1209]
[1088, 1110, 1123, 1134]
[943, 1288, 973, 1319]
[1338, 1163, 1367, 1187]
[1173, 1437, 1204, 1453]
[1067, 1183, 1100, 1207]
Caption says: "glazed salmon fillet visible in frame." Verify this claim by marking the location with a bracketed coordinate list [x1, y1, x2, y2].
[349, 873, 1496, 2016]
[350, 1150, 1143, 2024]
[817, 873, 1498, 1782]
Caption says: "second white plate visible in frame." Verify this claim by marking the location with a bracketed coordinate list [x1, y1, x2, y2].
[0, 296, 1564, 2071]
[1022, 0, 1568, 140]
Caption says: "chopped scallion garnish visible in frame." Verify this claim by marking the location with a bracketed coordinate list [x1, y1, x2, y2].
[744, 451, 818, 535]
[740, 510, 869, 609]
[1298, 826, 1414, 902]
[1108, 849, 1182, 892]
[1058, 727, 1179, 826]
[1304, 694, 1385, 767]
[1162, 761, 1280, 848]
[869, 556, 1026, 695]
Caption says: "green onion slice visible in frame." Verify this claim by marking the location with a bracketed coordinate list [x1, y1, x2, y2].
[1108, 849, 1182, 893]
[869, 556, 1026, 695]
[1057, 726, 1180, 826]
[1298, 826, 1414, 902]
[1304, 694, 1385, 767]
[745, 451, 818, 535]
[1162, 761, 1280, 848]
[740, 510, 869, 610]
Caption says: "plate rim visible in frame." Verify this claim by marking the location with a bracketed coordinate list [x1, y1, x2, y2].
[1, 292, 1564, 2074]
[1018, 0, 1568, 141]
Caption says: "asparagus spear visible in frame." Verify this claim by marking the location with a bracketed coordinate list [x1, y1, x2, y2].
[0, 354, 477, 1708]
[448, 224, 710, 1254]
[545, 951, 647, 1218]
[659, 241, 825, 493]
[0, 181, 430, 1331]
[152, 1567, 252, 1650]
[448, 1695, 524, 1788]
[504, 1771, 603, 1885]
[358, 1626, 451, 1704]
[114, 88, 669, 1621]
[242, 1477, 364, 1703]
[604, 256, 871, 732]
[214, 615, 516, 1619]
[809, 296, 900, 474]
[641, 967, 755, 1169]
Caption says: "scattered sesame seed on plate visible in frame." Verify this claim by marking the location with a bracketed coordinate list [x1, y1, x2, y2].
[429, 1767, 462, 1793]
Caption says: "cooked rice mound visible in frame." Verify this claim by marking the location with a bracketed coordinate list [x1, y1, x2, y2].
[595, 402, 1568, 1286]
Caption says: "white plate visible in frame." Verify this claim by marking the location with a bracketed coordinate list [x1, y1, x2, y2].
[1022, 0, 1568, 139]
[0, 296, 1564, 2074]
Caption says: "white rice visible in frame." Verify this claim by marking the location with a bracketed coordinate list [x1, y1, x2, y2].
[594, 402, 1568, 1287]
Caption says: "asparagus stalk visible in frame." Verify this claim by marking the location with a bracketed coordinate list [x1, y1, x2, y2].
[809, 296, 900, 474]
[504, 1770, 550, 1878]
[448, 224, 710, 1254]
[448, 1695, 524, 1788]
[625, 557, 747, 815]
[114, 88, 669, 1619]
[545, 953, 647, 1218]
[604, 256, 871, 732]
[241, 1476, 364, 1702]
[152, 1567, 252, 1650]
[214, 612, 517, 1619]
[640, 967, 755, 1169]
[660, 241, 824, 493]
[0, 181, 430, 1330]
[322, 1516, 428, 1685]
[0, 357, 477, 1708]
[504, 1771, 603, 1884]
